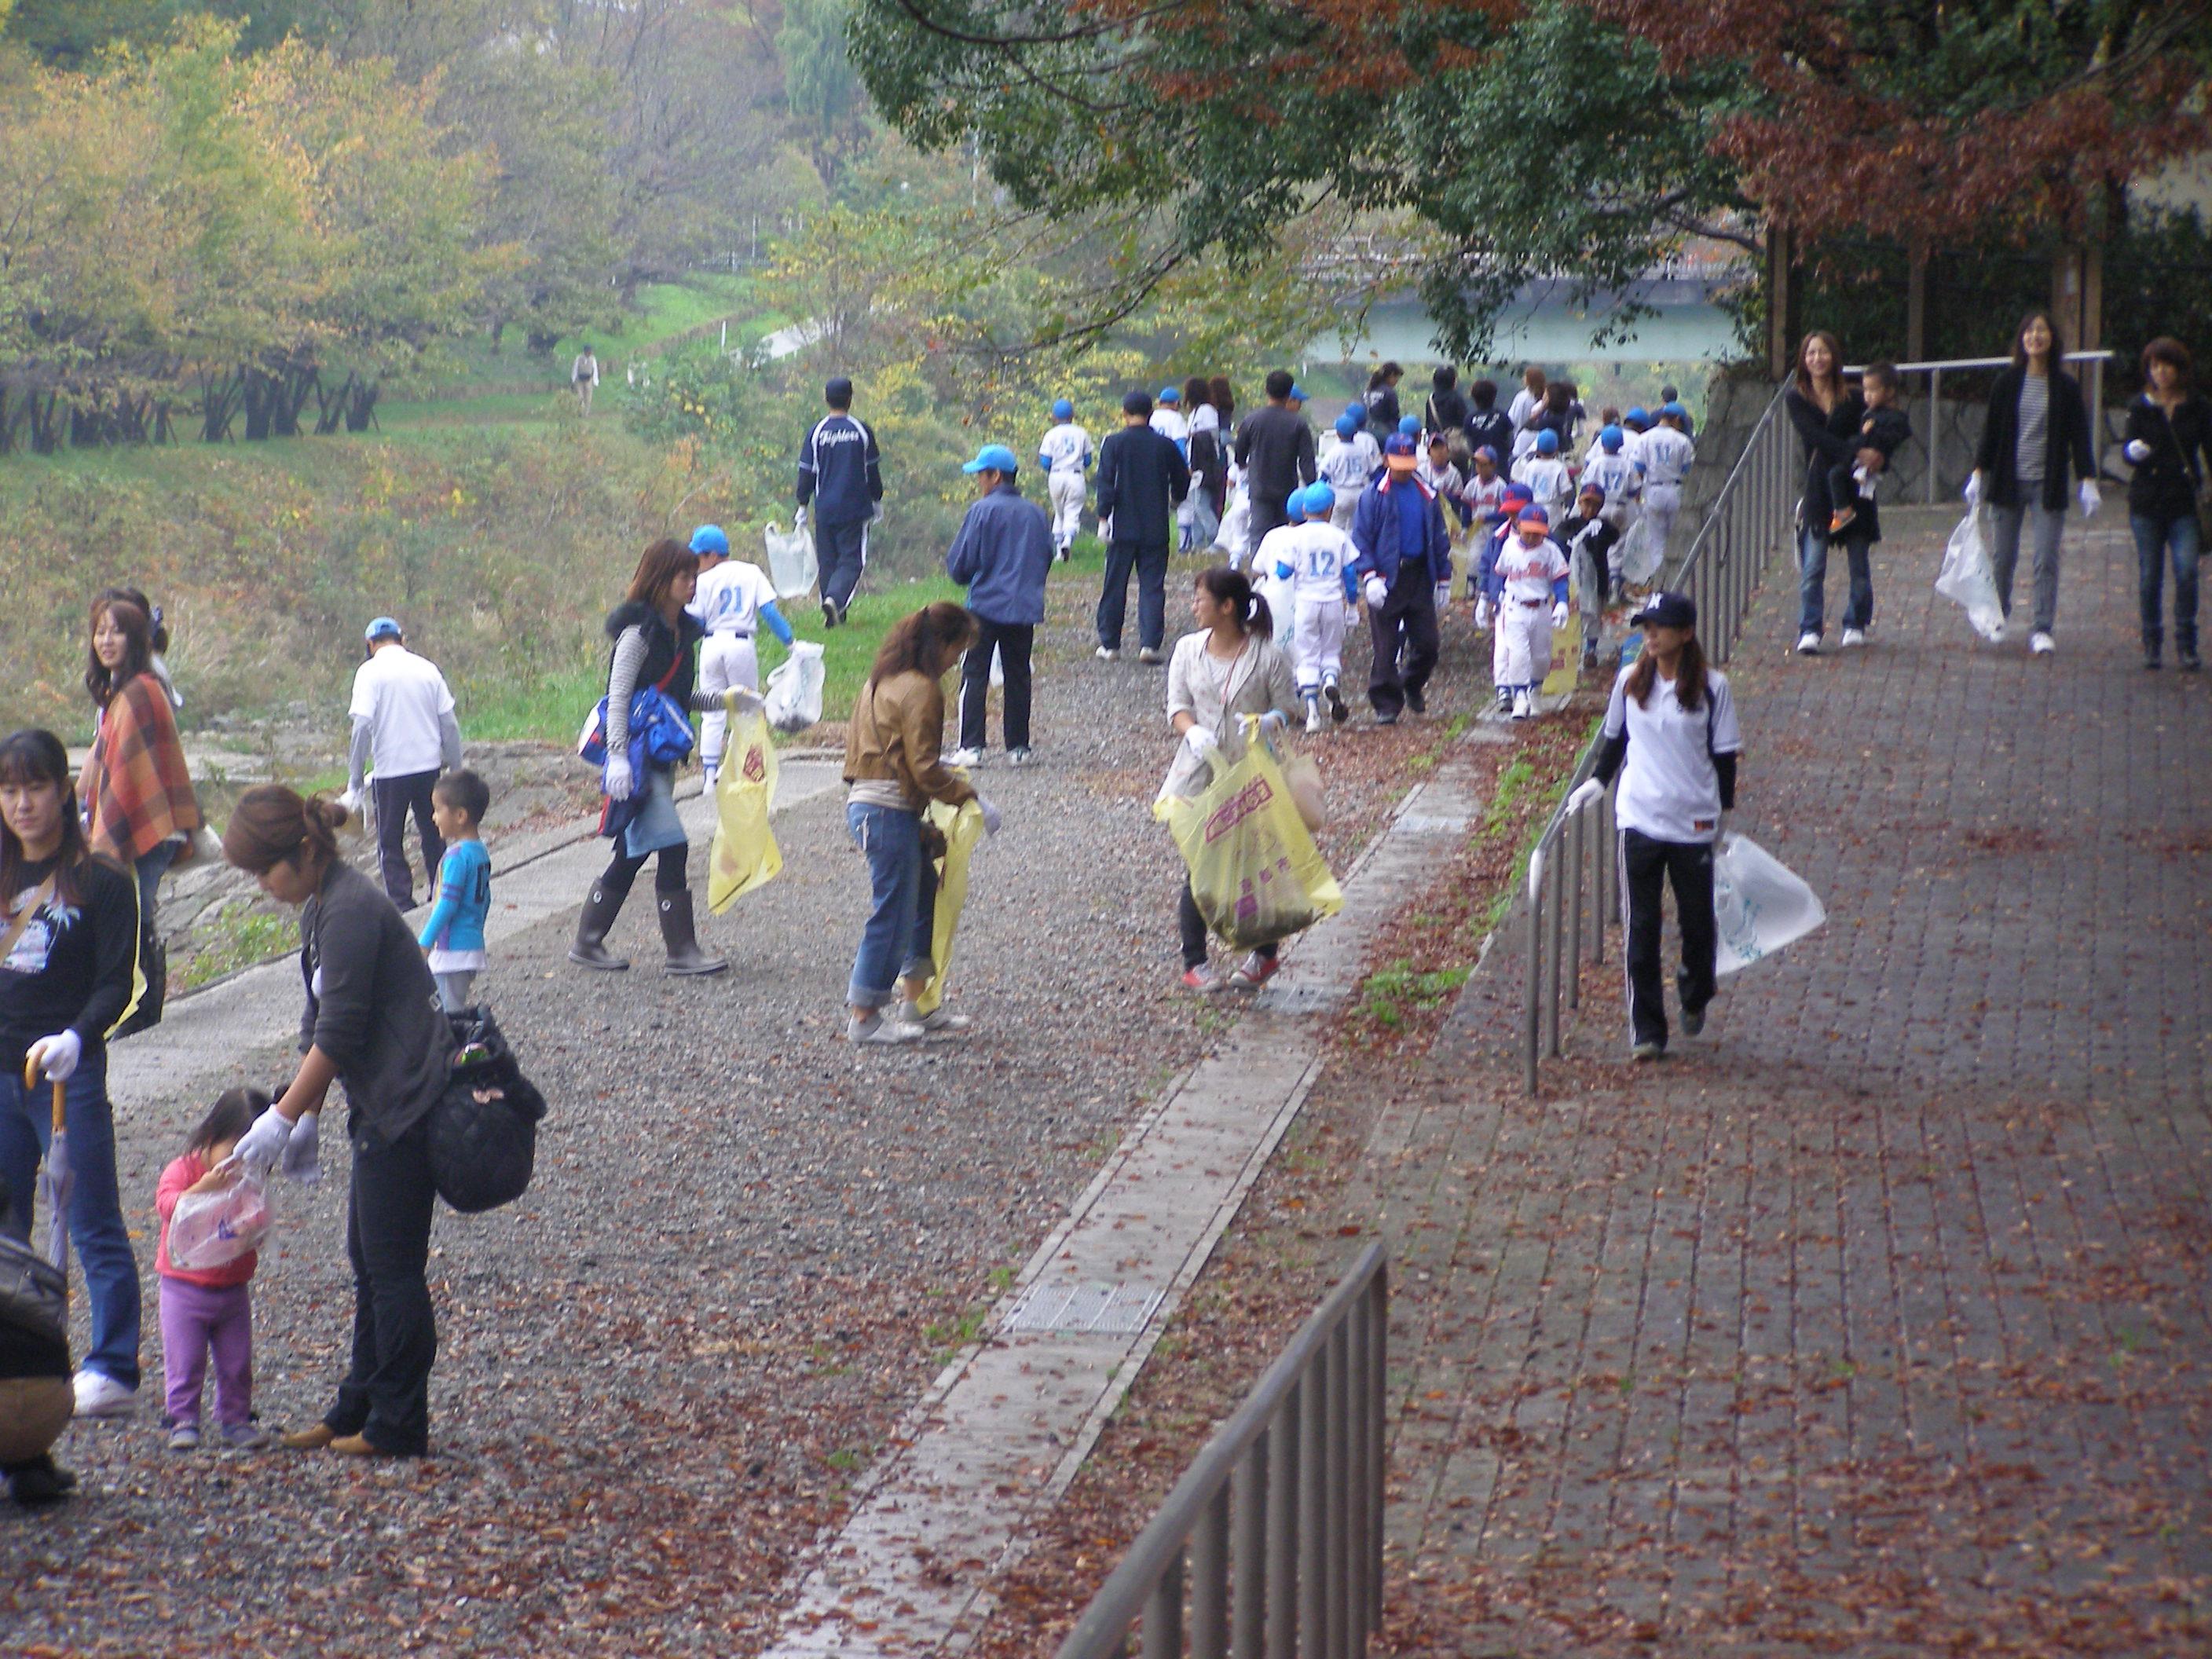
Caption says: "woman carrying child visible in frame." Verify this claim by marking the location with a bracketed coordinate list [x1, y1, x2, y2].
[156, 1089, 271, 1452]
[1787, 331, 1887, 654]
[1970, 312, 2099, 657]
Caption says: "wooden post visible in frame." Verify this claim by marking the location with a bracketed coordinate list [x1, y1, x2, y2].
[1767, 222, 1795, 382]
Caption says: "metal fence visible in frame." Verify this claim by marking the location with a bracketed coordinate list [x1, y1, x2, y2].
[1844, 350, 2116, 506]
[1520, 378, 1799, 1095]
[1055, 1243, 1388, 1659]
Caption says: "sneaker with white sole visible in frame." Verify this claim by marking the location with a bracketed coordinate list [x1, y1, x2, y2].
[846, 1013, 925, 1045]
[948, 747, 985, 768]
[1229, 951, 1280, 989]
[73, 1370, 137, 1419]
[1839, 627, 1866, 648]
[167, 1424, 200, 1452]
[898, 1002, 972, 1035]
[1094, 646, 1119, 661]
[1304, 698, 1324, 735]
[1795, 632, 1821, 655]
[1630, 1039, 1665, 1062]
[1008, 747, 1036, 767]
[1137, 646, 1166, 665]
[221, 1422, 271, 1451]
[1510, 689, 1533, 720]
[2030, 632, 2055, 656]
[1181, 963, 1225, 994]
[1325, 681, 1348, 723]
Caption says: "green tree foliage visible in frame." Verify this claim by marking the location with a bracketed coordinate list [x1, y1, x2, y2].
[778, 0, 870, 193]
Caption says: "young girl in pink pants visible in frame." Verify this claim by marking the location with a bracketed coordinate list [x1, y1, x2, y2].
[155, 1090, 269, 1452]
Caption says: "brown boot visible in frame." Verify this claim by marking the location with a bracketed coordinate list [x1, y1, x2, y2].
[281, 1424, 337, 1451]
[330, 1433, 407, 1458]
[567, 881, 631, 971]
[657, 890, 727, 976]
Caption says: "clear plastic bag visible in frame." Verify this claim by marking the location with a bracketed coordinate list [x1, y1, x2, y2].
[1712, 833, 1826, 977]
[1935, 507, 2006, 643]
[167, 1170, 273, 1271]
[764, 640, 826, 734]
[1617, 515, 1663, 585]
[764, 520, 819, 601]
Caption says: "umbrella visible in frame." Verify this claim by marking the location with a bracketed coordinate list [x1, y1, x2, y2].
[27, 1060, 69, 1280]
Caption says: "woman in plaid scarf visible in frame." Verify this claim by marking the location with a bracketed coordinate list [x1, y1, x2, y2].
[78, 595, 201, 947]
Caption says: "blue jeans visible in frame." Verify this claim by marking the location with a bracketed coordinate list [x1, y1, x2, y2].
[845, 803, 937, 1009]
[2130, 512, 2202, 658]
[0, 1048, 141, 1388]
[1796, 527, 1873, 637]
[134, 840, 178, 931]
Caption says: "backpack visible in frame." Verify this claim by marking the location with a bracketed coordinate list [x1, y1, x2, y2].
[425, 1007, 547, 1214]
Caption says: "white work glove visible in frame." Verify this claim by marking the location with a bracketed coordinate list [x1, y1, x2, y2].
[1258, 710, 1289, 738]
[1962, 471, 1982, 509]
[1716, 809, 1733, 844]
[1434, 581, 1452, 613]
[1566, 778, 1605, 814]
[280, 1111, 321, 1187]
[723, 687, 765, 716]
[1473, 598, 1492, 630]
[2123, 439, 2153, 464]
[1551, 601, 1569, 628]
[793, 506, 808, 529]
[2078, 479, 2102, 519]
[338, 787, 361, 817]
[1183, 727, 1219, 765]
[602, 753, 635, 802]
[1362, 576, 1388, 609]
[26, 1030, 80, 1083]
[977, 797, 1002, 837]
[231, 1105, 293, 1177]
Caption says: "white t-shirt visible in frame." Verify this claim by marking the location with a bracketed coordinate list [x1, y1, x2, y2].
[1039, 422, 1092, 476]
[349, 646, 456, 778]
[687, 558, 778, 636]
[1278, 522, 1356, 601]
[1605, 664, 1741, 844]
[1188, 404, 1220, 437]
[1253, 523, 1302, 584]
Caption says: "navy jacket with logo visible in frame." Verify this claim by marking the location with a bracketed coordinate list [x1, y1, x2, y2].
[797, 413, 883, 524]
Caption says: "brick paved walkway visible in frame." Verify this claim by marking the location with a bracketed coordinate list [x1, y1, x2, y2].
[1375, 515, 2212, 1654]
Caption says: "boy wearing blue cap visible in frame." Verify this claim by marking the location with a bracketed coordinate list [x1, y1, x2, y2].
[1149, 385, 1189, 457]
[1275, 483, 1357, 731]
[1581, 425, 1643, 533]
[1511, 426, 1574, 518]
[1318, 409, 1381, 537]
[947, 445, 1054, 764]
[1038, 399, 1093, 561]
[1636, 404, 1697, 575]
[1488, 505, 1571, 720]
[687, 524, 794, 782]
[1350, 434, 1452, 723]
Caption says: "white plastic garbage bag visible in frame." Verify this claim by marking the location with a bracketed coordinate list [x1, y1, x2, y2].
[1712, 833, 1826, 977]
[764, 639, 826, 734]
[1935, 507, 2006, 643]
[765, 519, 819, 601]
[168, 1170, 273, 1272]
[1617, 515, 1663, 585]
[1217, 483, 1251, 566]
[1256, 569, 1298, 652]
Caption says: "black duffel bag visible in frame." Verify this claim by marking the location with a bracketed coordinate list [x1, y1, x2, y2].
[427, 1007, 547, 1214]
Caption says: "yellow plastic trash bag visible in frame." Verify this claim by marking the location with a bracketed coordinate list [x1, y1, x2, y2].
[1542, 611, 1581, 698]
[1154, 734, 1343, 950]
[911, 797, 986, 1016]
[707, 712, 782, 914]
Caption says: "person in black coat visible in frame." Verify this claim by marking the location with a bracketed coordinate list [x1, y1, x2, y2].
[1969, 311, 2099, 655]
[1424, 366, 1471, 445]
[2121, 335, 2212, 671]
[1466, 379, 1514, 472]
[1094, 390, 1192, 664]
[1785, 331, 1886, 654]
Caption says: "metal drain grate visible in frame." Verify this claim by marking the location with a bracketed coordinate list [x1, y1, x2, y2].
[998, 1280, 1164, 1335]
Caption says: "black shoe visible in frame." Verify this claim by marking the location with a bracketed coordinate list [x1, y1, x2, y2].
[1325, 681, 1348, 723]
[1375, 710, 1400, 727]
[1630, 1039, 1665, 1063]
[822, 597, 841, 629]
[657, 890, 728, 976]
[6, 1456, 76, 1507]
[568, 882, 631, 971]
[1681, 1005, 1706, 1038]
[2181, 653, 2203, 673]
[1404, 684, 1426, 715]
[2144, 651, 2163, 671]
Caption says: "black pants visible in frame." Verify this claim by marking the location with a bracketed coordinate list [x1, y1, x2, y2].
[1097, 540, 1170, 652]
[328, 1115, 438, 1455]
[1179, 879, 1280, 970]
[601, 844, 689, 903]
[1247, 493, 1291, 548]
[1618, 829, 1717, 1049]
[959, 618, 1035, 752]
[1364, 568, 1440, 719]
[373, 769, 443, 910]
[820, 517, 870, 611]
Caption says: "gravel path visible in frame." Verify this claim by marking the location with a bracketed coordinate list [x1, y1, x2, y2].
[8, 555, 1506, 1655]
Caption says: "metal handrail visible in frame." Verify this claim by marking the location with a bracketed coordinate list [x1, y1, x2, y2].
[1838, 351, 2117, 505]
[1521, 377, 1799, 1094]
[1056, 1243, 1388, 1659]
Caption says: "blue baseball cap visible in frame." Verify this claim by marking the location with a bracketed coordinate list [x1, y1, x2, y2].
[1342, 401, 1368, 428]
[1383, 433, 1419, 458]
[1286, 490, 1308, 521]
[364, 616, 402, 643]
[1473, 445, 1499, 464]
[1052, 398, 1074, 419]
[1599, 423, 1625, 452]
[688, 524, 730, 557]
[1397, 415, 1423, 438]
[1632, 590, 1697, 630]
[1535, 428, 1559, 454]
[1578, 481, 1607, 504]
[1624, 406, 1650, 426]
[1335, 412, 1361, 438]
[961, 443, 1020, 474]
[1288, 384, 1309, 402]
[1661, 401, 1688, 422]
[1158, 386, 1181, 404]
[1301, 481, 1336, 517]
[1516, 504, 1551, 526]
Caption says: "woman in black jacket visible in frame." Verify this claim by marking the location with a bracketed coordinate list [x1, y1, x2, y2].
[1969, 312, 2099, 656]
[569, 537, 753, 973]
[1785, 331, 1885, 654]
[2121, 336, 2212, 672]
[222, 786, 454, 1456]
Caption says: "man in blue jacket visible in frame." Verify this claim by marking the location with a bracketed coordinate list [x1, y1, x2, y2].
[947, 445, 1054, 766]
[797, 375, 884, 628]
[1093, 389, 1192, 665]
[1351, 434, 1452, 723]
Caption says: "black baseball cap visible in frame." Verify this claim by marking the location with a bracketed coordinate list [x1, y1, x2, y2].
[1631, 591, 1697, 631]
[1122, 388, 1154, 416]
[825, 375, 854, 408]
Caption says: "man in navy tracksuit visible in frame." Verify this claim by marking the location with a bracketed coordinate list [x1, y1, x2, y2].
[796, 375, 883, 626]
[1350, 434, 1452, 723]
[945, 444, 1054, 764]
[1093, 388, 1192, 664]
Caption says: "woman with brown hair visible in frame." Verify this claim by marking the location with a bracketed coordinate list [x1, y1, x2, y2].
[79, 593, 201, 957]
[1785, 330, 1886, 654]
[570, 537, 757, 975]
[1969, 311, 2099, 657]
[222, 786, 451, 1456]
[1185, 375, 1225, 552]
[2122, 335, 2211, 671]
[841, 601, 994, 1045]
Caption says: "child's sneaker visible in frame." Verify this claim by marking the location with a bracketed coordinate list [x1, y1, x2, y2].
[846, 1012, 925, 1045]
[1325, 680, 1348, 723]
[1510, 689, 1533, 720]
[1229, 952, 1279, 989]
[1304, 698, 1324, 735]
[1828, 507, 1856, 535]
[167, 1423, 200, 1452]
[221, 1422, 271, 1452]
[1181, 963, 1225, 994]
[1839, 627, 1866, 648]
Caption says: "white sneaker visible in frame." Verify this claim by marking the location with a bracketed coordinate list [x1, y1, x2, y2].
[73, 1369, 137, 1419]
[846, 1013, 925, 1045]
[1839, 627, 1866, 648]
[1510, 689, 1533, 720]
[899, 1002, 972, 1035]
[948, 747, 985, 768]
[1008, 747, 1036, 767]
[1795, 632, 1821, 655]
[1304, 700, 1324, 734]
[1094, 646, 1119, 661]
[2030, 632, 2055, 656]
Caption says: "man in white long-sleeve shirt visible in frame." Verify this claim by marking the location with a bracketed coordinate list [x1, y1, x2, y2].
[346, 617, 462, 909]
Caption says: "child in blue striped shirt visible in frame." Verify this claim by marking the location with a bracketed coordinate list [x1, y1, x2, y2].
[419, 769, 492, 1013]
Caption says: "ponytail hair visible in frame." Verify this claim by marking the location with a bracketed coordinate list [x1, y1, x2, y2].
[1195, 565, 1270, 641]
[222, 784, 350, 875]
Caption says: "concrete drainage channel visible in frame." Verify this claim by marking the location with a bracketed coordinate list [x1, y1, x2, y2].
[761, 752, 1490, 1657]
